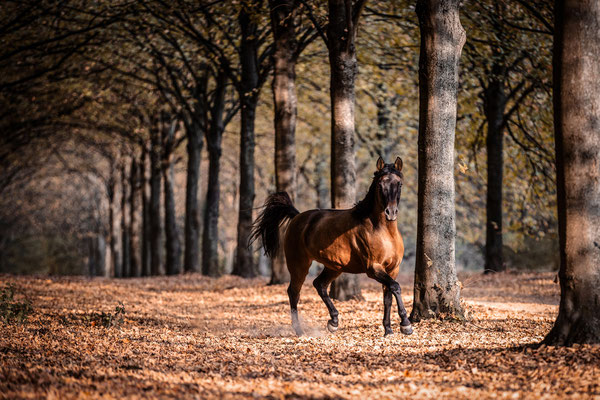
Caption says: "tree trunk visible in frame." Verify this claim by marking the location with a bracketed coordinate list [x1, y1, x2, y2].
[129, 156, 142, 277]
[149, 125, 164, 275]
[543, 0, 600, 346]
[315, 157, 329, 209]
[141, 143, 151, 276]
[327, 0, 361, 301]
[108, 166, 120, 278]
[87, 236, 97, 276]
[162, 118, 182, 276]
[233, 2, 260, 278]
[184, 126, 203, 273]
[202, 73, 226, 277]
[484, 68, 507, 273]
[96, 235, 106, 277]
[411, 0, 465, 321]
[120, 160, 130, 278]
[269, 0, 298, 285]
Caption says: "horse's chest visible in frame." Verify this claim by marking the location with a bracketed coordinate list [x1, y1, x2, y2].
[373, 238, 401, 267]
[369, 231, 404, 269]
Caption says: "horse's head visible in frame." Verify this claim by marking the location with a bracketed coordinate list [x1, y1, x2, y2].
[375, 156, 403, 221]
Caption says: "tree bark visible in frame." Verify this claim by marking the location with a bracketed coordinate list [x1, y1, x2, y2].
[108, 165, 120, 278]
[141, 143, 151, 277]
[202, 73, 226, 277]
[543, 0, 600, 346]
[411, 0, 465, 321]
[484, 66, 507, 273]
[327, 0, 363, 301]
[269, 0, 298, 285]
[149, 124, 164, 275]
[233, 2, 260, 278]
[184, 124, 203, 273]
[128, 155, 142, 277]
[162, 116, 182, 276]
[315, 157, 329, 209]
[120, 160, 130, 278]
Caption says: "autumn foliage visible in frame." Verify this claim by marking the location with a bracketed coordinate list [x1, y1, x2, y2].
[1, 272, 599, 398]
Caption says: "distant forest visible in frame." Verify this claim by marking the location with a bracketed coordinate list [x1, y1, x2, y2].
[0, 0, 554, 279]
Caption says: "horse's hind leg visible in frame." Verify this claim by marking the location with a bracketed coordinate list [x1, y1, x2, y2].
[312, 267, 342, 333]
[287, 278, 305, 336]
[285, 251, 311, 336]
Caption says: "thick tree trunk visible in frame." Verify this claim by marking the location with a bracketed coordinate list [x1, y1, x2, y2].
[543, 0, 600, 346]
[315, 158, 329, 209]
[149, 125, 164, 275]
[128, 156, 142, 277]
[327, 0, 361, 301]
[202, 74, 226, 277]
[411, 0, 465, 321]
[120, 160, 130, 278]
[184, 125, 203, 273]
[269, 0, 298, 285]
[233, 2, 260, 278]
[108, 166, 120, 278]
[162, 119, 182, 276]
[484, 70, 507, 273]
[141, 144, 151, 277]
[328, 0, 357, 209]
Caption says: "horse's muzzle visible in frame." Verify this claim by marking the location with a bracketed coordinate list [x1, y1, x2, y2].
[384, 207, 398, 221]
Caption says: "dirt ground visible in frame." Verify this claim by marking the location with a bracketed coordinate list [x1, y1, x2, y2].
[1, 271, 599, 399]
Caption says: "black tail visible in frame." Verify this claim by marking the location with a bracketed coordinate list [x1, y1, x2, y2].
[249, 191, 300, 258]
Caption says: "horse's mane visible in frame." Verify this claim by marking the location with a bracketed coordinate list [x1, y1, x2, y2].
[351, 165, 402, 219]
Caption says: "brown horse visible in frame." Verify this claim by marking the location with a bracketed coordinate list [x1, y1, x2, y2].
[250, 157, 412, 336]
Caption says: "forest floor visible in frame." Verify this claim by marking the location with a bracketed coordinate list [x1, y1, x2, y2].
[1, 271, 599, 399]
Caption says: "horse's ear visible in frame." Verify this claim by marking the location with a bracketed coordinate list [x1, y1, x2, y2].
[376, 156, 385, 171]
[394, 157, 403, 172]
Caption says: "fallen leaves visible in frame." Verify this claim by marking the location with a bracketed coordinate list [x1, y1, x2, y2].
[0, 272, 598, 399]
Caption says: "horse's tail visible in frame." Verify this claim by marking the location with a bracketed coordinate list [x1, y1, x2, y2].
[249, 191, 300, 258]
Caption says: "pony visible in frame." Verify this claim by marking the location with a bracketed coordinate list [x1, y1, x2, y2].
[250, 157, 412, 336]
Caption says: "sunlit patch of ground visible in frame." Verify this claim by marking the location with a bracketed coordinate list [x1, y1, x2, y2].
[1, 272, 599, 399]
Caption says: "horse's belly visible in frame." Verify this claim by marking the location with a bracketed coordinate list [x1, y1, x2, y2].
[313, 245, 354, 271]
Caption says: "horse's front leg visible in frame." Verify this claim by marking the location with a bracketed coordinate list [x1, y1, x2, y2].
[382, 286, 393, 336]
[368, 265, 413, 336]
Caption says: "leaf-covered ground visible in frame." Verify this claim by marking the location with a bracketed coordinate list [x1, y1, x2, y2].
[1, 272, 599, 399]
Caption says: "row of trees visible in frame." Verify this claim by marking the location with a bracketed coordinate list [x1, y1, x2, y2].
[3, 0, 598, 344]
[0, 1, 554, 286]
[1, 0, 555, 281]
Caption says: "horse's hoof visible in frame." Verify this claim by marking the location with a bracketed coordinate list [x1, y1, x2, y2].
[400, 324, 413, 335]
[384, 329, 394, 337]
[293, 324, 304, 336]
[327, 320, 339, 333]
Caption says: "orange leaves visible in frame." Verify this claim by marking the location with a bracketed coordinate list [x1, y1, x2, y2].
[1, 272, 599, 399]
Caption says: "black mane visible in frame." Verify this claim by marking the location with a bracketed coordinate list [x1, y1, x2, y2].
[351, 165, 402, 219]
